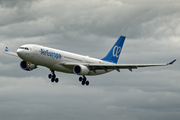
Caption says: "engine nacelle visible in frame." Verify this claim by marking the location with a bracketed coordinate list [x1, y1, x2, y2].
[73, 65, 90, 75]
[20, 61, 37, 71]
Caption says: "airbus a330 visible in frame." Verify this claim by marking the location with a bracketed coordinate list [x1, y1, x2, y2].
[4, 36, 176, 86]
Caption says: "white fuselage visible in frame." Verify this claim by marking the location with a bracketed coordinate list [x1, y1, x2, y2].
[17, 44, 114, 75]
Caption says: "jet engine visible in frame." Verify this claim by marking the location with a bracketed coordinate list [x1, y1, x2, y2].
[73, 65, 90, 75]
[20, 61, 37, 71]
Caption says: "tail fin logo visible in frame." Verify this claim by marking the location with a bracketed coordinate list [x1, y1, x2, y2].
[5, 47, 9, 52]
[113, 45, 121, 58]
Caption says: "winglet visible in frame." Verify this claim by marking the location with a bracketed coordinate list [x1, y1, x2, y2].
[167, 59, 176, 65]
[5, 47, 9, 52]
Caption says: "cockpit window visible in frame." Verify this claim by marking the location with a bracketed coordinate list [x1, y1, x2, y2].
[19, 47, 29, 50]
[19, 47, 24, 49]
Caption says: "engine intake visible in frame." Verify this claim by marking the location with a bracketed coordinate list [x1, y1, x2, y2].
[73, 65, 90, 75]
[20, 61, 37, 71]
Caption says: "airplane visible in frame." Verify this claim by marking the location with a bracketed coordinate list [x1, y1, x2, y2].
[4, 36, 176, 86]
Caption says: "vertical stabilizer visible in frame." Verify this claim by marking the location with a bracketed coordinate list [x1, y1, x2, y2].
[101, 36, 126, 63]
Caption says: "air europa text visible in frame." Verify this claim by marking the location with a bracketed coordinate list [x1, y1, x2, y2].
[41, 49, 61, 59]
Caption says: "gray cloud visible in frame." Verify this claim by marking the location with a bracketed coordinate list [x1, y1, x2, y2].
[0, 0, 180, 120]
[0, 0, 39, 8]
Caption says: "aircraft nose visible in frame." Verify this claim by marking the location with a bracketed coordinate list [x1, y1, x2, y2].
[17, 48, 23, 57]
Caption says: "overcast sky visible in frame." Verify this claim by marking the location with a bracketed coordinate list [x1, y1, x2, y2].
[0, 0, 180, 120]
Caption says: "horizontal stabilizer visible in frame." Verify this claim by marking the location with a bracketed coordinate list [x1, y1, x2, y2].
[4, 47, 18, 57]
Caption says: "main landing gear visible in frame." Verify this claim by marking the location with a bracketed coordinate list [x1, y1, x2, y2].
[48, 70, 59, 83]
[48, 70, 89, 86]
[79, 75, 89, 86]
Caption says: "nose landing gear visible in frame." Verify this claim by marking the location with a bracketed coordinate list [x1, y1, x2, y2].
[79, 75, 89, 86]
[48, 70, 59, 83]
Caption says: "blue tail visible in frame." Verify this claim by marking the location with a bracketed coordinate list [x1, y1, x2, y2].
[101, 36, 126, 63]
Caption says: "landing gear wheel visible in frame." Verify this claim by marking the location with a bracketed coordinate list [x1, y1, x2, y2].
[55, 78, 59, 83]
[49, 70, 59, 83]
[79, 77, 83, 82]
[82, 80, 86, 85]
[48, 74, 52, 79]
[80, 76, 89, 86]
[51, 78, 55, 82]
[86, 81, 89, 86]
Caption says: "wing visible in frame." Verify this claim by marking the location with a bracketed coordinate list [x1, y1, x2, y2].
[4, 47, 18, 57]
[61, 59, 176, 72]
[88, 60, 176, 72]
